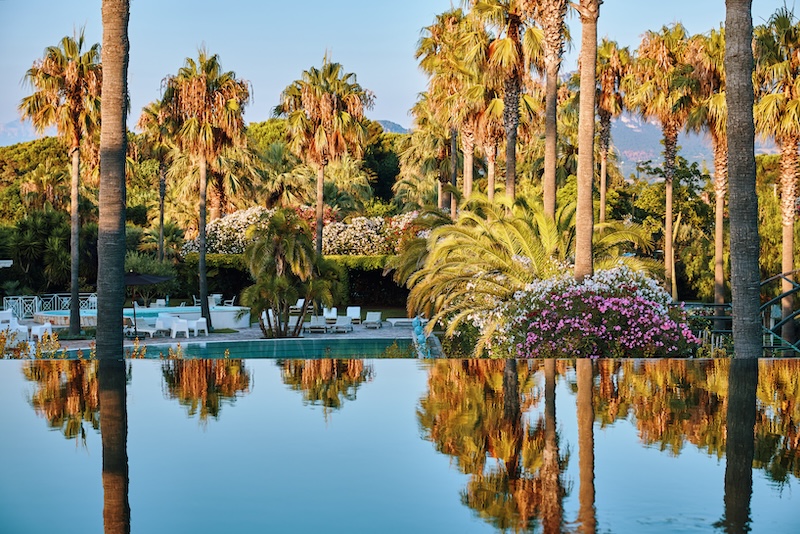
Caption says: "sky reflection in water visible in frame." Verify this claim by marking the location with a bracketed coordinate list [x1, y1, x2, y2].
[0, 358, 797, 533]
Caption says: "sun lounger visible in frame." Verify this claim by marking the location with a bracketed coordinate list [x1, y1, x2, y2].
[332, 316, 353, 333]
[345, 306, 362, 324]
[133, 318, 158, 338]
[323, 307, 338, 324]
[386, 316, 428, 328]
[289, 298, 307, 315]
[303, 315, 329, 334]
[363, 311, 383, 329]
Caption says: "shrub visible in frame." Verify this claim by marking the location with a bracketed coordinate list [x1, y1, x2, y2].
[493, 265, 700, 358]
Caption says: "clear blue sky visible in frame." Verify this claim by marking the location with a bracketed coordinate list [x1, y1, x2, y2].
[0, 0, 784, 131]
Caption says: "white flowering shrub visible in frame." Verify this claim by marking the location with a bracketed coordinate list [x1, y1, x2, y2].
[182, 206, 275, 255]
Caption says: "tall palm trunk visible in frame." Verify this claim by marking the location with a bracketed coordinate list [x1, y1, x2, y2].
[316, 163, 325, 256]
[720, 358, 758, 530]
[598, 112, 612, 223]
[69, 146, 81, 336]
[541, 358, 563, 533]
[462, 126, 475, 199]
[543, 61, 559, 219]
[97, 0, 129, 356]
[725, 0, 762, 358]
[576, 359, 596, 534]
[485, 141, 497, 203]
[713, 134, 729, 331]
[158, 162, 165, 262]
[450, 129, 458, 219]
[574, 1, 600, 281]
[663, 122, 679, 298]
[199, 156, 212, 330]
[208, 176, 222, 221]
[779, 138, 798, 343]
[99, 358, 130, 534]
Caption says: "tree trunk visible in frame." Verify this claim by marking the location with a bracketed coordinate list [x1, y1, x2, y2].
[316, 163, 325, 256]
[504, 72, 521, 201]
[663, 122, 678, 298]
[96, 0, 130, 357]
[599, 114, 611, 223]
[713, 133, 729, 332]
[779, 138, 798, 343]
[542, 358, 563, 534]
[158, 162, 165, 262]
[99, 358, 130, 534]
[725, 0, 762, 358]
[719, 358, 758, 531]
[69, 146, 81, 336]
[450, 129, 458, 219]
[574, 1, 599, 281]
[576, 358, 596, 534]
[543, 61, 559, 219]
[462, 126, 475, 199]
[486, 142, 497, 203]
[208, 175, 222, 221]
[199, 156, 212, 330]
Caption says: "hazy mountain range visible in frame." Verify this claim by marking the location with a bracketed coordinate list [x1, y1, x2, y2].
[2, 116, 776, 178]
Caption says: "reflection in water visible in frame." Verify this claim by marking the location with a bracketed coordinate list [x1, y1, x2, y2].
[418, 360, 570, 532]
[162, 359, 251, 421]
[576, 359, 596, 534]
[279, 359, 374, 415]
[99, 358, 130, 534]
[24, 360, 100, 443]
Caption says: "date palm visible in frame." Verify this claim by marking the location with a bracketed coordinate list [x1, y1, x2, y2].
[276, 58, 374, 256]
[625, 23, 691, 298]
[754, 6, 800, 343]
[726, 0, 762, 358]
[596, 39, 630, 224]
[161, 49, 250, 330]
[19, 29, 101, 336]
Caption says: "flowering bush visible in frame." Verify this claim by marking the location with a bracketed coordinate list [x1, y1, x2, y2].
[182, 206, 275, 255]
[495, 265, 700, 358]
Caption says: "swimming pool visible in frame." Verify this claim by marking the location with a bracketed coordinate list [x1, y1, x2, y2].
[34, 305, 251, 329]
[0, 358, 796, 533]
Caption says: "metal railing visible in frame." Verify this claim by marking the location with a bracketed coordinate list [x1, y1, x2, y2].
[3, 293, 97, 319]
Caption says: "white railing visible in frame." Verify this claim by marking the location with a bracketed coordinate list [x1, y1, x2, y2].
[3, 293, 97, 319]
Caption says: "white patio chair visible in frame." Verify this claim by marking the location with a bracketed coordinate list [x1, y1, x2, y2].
[171, 318, 190, 339]
[134, 318, 158, 338]
[303, 315, 329, 334]
[289, 299, 306, 315]
[323, 307, 338, 324]
[188, 317, 208, 337]
[332, 315, 353, 333]
[362, 311, 383, 329]
[223, 295, 236, 306]
[345, 306, 362, 324]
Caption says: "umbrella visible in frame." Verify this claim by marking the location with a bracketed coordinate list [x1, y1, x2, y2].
[125, 272, 174, 336]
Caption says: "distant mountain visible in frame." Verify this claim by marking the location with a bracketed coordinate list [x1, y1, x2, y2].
[377, 120, 409, 134]
[611, 112, 776, 179]
[0, 119, 51, 147]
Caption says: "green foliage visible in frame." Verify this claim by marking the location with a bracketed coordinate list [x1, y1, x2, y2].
[364, 128, 404, 201]
[246, 119, 287, 155]
[326, 255, 391, 271]
[124, 251, 179, 304]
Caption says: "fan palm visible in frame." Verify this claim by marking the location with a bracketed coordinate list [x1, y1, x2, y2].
[276, 58, 374, 256]
[625, 23, 691, 298]
[161, 49, 250, 330]
[596, 39, 631, 223]
[19, 29, 101, 335]
[754, 6, 800, 342]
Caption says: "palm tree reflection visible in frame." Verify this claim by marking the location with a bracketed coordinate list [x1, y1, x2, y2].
[98, 358, 130, 534]
[418, 359, 569, 532]
[162, 359, 251, 421]
[279, 359, 374, 418]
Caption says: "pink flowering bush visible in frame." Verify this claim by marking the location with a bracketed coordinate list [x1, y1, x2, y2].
[499, 265, 700, 358]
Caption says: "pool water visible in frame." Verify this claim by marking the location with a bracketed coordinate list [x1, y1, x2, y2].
[0, 357, 796, 533]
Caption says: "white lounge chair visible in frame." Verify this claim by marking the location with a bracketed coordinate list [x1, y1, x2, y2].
[363, 311, 383, 329]
[289, 298, 307, 315]
[133, 318, 158, 338]
[223, 295, 236, 306]
[332, 315, 353, 333]
[0, 309, 29, 341]
[323, 307, 338, 324]
[171, 318, 190, 339]
[345, 306, 362, 324]
[303, 315, 329, 334]
[188, 317, 208, 337]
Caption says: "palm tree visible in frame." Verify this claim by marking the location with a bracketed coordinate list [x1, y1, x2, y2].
[136, 100, 173, 262]
[276, 58, 374, 256]
[529, 0, 569, 219]
[19, 29, 101, 336]
[726, 0, 762, 358]
[573, 0, 601, 281]
[626, 24, 691, 298]
[754, 6, 800, 343]
[467, 0, 538, 201]
[161, 49, 250, 330]
[685, 27, 729, 325]
[596, 39, 631, 224]
[576, 358, 597, 532]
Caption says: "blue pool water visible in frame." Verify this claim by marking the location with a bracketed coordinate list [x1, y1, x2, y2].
[0, 357, 796, 533]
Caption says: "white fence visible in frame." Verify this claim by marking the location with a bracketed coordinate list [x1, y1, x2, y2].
[2, 293, 97, 319]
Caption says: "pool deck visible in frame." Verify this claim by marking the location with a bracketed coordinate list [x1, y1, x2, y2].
[24, 318, 429, 352]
